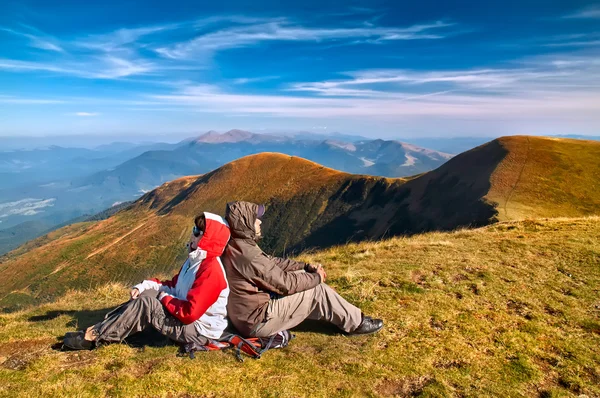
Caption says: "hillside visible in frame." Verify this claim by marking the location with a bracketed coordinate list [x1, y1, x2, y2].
[2, 136, 600, 307]
[0, 218, 599, 397]
[486, 136, 600, 220]
[301, 136, 600, 245]
[0, 155, 379, 307]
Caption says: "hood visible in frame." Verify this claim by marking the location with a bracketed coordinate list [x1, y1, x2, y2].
[195, 212, 231, 257]
[225, 201, 260, 242]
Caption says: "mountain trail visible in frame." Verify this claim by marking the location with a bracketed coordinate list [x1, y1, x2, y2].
[85, 220, 149, 260]
[503, 137, 531, 219]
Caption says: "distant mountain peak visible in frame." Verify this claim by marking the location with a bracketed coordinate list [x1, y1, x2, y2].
[194, 129, 254, 143]
[323, 139, 357, 152]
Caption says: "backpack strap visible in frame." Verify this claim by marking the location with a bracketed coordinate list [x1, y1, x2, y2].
[218, 334, 263, 362]
[178, 331, 294, 362]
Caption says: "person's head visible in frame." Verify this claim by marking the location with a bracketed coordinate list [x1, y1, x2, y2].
[187, 213, 206, 252]
[225, 201, 265, 242]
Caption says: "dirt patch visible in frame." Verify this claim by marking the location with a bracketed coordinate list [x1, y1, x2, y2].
[429, 317, 446, 331]
[469, 283, 480, 295]
[376, 376, 433, 397]
[507, 300, 534, 320]
[410, 271, 427, 285]
[0, 338, 54, 370]
[60, 350, 96, 370]
[0, 338, 53, 357]
[133, 358, 162, 377]
[434, 358, 467, 369]
[544, 305, 564, 317]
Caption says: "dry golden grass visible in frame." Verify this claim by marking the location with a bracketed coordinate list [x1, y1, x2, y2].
[487, 136, 600, 220]
[1, 217, 599, 397]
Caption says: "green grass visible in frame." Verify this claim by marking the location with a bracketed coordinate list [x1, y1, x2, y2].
[1, 217, 599, 397]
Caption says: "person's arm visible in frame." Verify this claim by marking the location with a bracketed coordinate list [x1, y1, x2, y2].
[249, 253, 321, 296]
[132, 266, 181, 296]
[266, 254, 308, 272]
[159, 262, 227, 324]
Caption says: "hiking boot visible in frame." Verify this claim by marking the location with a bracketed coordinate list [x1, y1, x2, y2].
[64, 331, 84, 339]
[63, 334, 95, 350]
[350, 315, 383, 335]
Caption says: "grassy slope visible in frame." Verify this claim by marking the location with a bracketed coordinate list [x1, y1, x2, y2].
[1, 217, 599, 397]
[487, 136, 600, 220]
[0, 155, 375, 307]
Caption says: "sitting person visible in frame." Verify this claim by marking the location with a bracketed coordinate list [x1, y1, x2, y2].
[63, 212, 231, 350]
[222, 201, 383, 338]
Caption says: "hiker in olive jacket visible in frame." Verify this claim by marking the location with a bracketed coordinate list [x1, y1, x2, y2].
[222, 201, 383, 337]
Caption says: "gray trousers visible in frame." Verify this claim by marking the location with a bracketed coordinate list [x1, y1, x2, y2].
[250, 283, 363, 337]
[93, 290, 208, 346]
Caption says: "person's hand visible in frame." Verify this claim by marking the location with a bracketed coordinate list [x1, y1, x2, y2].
[130, 288, 140, 300]
[316, 267, 327, 283]
[307, 263, 324, 273]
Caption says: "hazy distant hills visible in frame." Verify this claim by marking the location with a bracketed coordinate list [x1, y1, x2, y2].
[77, 130, 453, 195]
[0, 130, 451, 254]
[2, 135, 599, 306]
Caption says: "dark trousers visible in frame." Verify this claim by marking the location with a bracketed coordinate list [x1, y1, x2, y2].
[93, 290, 208, 346]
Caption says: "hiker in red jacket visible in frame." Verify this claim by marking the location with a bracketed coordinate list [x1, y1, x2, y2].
[63, 212, 230, 350]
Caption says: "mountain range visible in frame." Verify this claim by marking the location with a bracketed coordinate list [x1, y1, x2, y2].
[1, 135, 599, 308]
[0, 130, 452, 254]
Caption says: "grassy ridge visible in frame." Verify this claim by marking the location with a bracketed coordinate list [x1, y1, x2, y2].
[487, 136, 600, 220]
[1, 217, 599, 397]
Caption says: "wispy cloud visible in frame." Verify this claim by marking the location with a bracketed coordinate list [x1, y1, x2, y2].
[140, 52, 600, 121]
[545, 40, 600, 47]
[74, 112, 99, 116]
[563, 6, 600, 19]
[0, 26, 64, 52]
[0, 17, 457, 80]
[232, 76, 280, 84]
[0, 198, 56, 218]
[289, 68, 572, 97]
[542, 32, 600, 48]
[154, 19, 455, 59]
[0, 56, 157, 79]
[0, 94, 65, 104]
[75, 23, 183, 52]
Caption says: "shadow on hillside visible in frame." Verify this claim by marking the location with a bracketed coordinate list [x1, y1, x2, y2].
[29, 308, 174, 350]
[291, 140, 509, 253]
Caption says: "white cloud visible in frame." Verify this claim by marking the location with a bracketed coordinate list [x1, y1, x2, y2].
[0, 198, 56, 218]
[0, 56, 156, 79]
[0, 95, 65, 104]
[232, 76, 280, 84]
[544, 40, 600, 48]
[75, 24, 180, 51]
[563, 6, 600, 19]
[288, 67, 576, 97]
[143, 53, 600, 121]
[0, 17, 457, 80]
[0, 26, 64, 52]
[74, 112, 99, 116]
[154, 19, 454, 59]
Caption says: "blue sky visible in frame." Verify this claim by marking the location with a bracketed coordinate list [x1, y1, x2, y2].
[0, 0, 599, 139]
